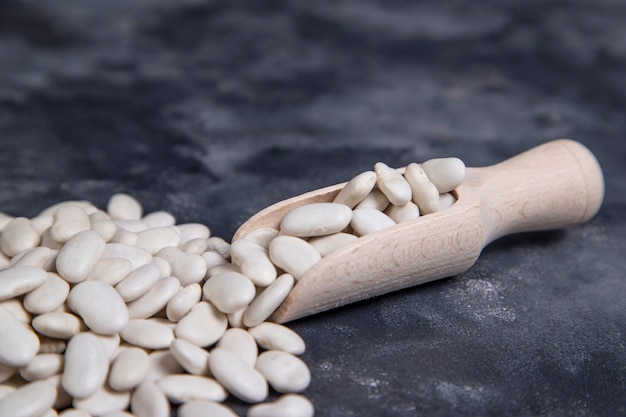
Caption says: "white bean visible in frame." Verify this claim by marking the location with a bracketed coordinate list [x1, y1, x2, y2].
[384, 201, 420, 223]
[56, 231, 105, 283]
[0, 306, 40, 367]
[156, 247, 207, 286]
[108, 347, 150, 392]
[241, 228, 278, 250]
[217, 329, 258, 367]
[23, 273, 69, 315]
[247, 394, 315, 417]
[0, 218, 40, 257]
[130, 382, 170, 417]
[89, 332, 120, 360]
[51, 205, 90, 243]
[243, 274, 294, 328]
[169, 339, 211, 376]
[180, 238, 208, 255]
[107, 194, 143, 221]
[102, 243, 152, 271]
[19, 354, 64, 381]
[86, 258, 132, 286]
[404, 162, 439, 214]
[151, 257, 171, 278]
[248, 323, 306, 356]
[178, 400, 237, 417]
[205, 237, 230, 259]
[227, 308, 246, 328]
[0, 299, 31, 324]
[209, 348, 268, 404]
[72, 386, 130, 416]
[144, 351, 183, 384]
[89, 212, 117, 242]
[0, 380, 56, 417]
[421, 157, 466, 193]
[166, 284, 202, 322]
[0, 266, 47, 301]
[203, 272, 256, 314]
[67, 281, 129, 335]
[279, 203, 352, 237]
[126, 276, 180, 319]
[350, 208, 396, 236]
[374, 162, 412, 205]
[136, 227, 181, 255]
[45, 374, 72, 410]
[201, 251, 227, 270]
[333, 170, 377, 209]
[439, 192, 456, 210]
[119, 319, 174, 350]
[175, 302, 227, 347]
[62, 333, 109, 399]
[230, 239, 276, 287]
[256, 351, 310, 393]
[109, 229, 138, 246]
[308, 233, 358, 257]
[354, 188, 389, 211]
[269, 236, 321, 280]
[10, 247, 51, 268]
[115, 264, 161, 302]
[156, 374, 227, 404]
[177, 223, 210, 244]
[141, 211, 176, 228]
[31, 312, 83, 340]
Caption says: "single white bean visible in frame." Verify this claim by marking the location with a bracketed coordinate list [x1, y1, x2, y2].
[19, 354, 64, 381]
[177, 223, 210, 244]
[203, 272, 256, 314]
[126, 276, 180, 319]
[62, 333, 109, 399]
[130, 382, 170, 417]
[230, 239, 277, 287]
[178, 400, 237, 417]
[247, 323, 306, 356]
[156, 374, 227, 404]
[243, 274, 294, 328]
[0, 306, 40, 367]
[374, 162, 412, 205]
[169, 339, 211, 376]
[241, 228, 278, 250]
[102, 243, 152, 271]
[31, 312, 83, 340]
[136, 227, 181, 255]
[86, 258, 132, 286]
[269, 236, 321, 280]
[72, 386, 130, 416]
[209, 348, 268, 404]
[333, 170, 377, 208]
[384, 201, 420, 223]
[404, 162, 439, 214]
[439, 192, 456, 210]
[350, 208, 396, 236]
[107, 194, 143, 221]
[108, 347, 150, 392]
[23, 273, 69, 315]
[166, 284, 202, 322]
[354, 188, 389, 211]
[156, 247, 207, 286]
[247, 394, 315, 417]
[144, 351, 184, 384]
[175, 302, 227, 347]
[279, 203, 352, 237]
[115, 264, 161, 302]
[308, 233, 358, 257]
[256, 351, 311, 393]
[141, 211, 176, 228]
[0, 266, 47, 301]
[119, 319, 174, 350]
[0, 218, 40, 257]
[56, 230, 106, 283]
[0, 380, 56, 417]
[217, 328, 258, 367]
[51, 205, 90, 243]
[421, 157, 466, 193]
[67, 281, 129, 335]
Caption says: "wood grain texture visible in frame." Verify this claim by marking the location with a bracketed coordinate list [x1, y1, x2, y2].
[233, 139, 605, 323]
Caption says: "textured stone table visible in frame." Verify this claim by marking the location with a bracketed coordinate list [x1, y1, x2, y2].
[1, 1, 624, 416]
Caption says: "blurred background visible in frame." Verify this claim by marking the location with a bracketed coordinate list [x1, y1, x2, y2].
[1, 1, 625, 416]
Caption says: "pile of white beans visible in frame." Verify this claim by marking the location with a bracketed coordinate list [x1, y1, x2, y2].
[0, 156, 464, 417]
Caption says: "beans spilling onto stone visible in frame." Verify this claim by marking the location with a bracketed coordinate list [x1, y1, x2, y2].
[0, 156, 464, 417]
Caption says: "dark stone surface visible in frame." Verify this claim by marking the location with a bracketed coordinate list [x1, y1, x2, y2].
[1, 1, 625, 416]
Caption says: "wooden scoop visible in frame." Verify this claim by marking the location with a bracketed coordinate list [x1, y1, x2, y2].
[233, 139, 604, 323]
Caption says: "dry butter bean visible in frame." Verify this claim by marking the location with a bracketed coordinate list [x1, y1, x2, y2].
[175, 302, 227, 347]
[67, 281, 128, 335]
[217, 329, 258, 367]
[166, 284, 202, 322]
[86, 258, 132, 286]
[421, 157, 466, 193]
[23, 273, 69, 315]
[156, 247, 206, 286]
[350, 208, 396, 236]
[51, 205, 90, 243]
[142, 211, 176, 228]
[107, 194, 143, 221]
[10, 247, 51, 268]
[0, 218, 40, 257]
[130, 382, 169, 417]
[115, 264, 161, 302]
[56, 231, 105, 284]
[203, 272, 255, 314]
[333, 170, 377, 208]
[108, 347, 150, 392]
[248, 323, 306, 355]
[230, 239, 276, 287]
[308, 233, 358, 257]
[241, 228, 278, 250]
[73, 386, 130, 416]
[32, 312, 84, 340]
[119, 319, 174, 350]
[256, 351, 310, 393]
[439, 192, 456, 210]
[279, 203, 352, 237]
[404, 162, 439, 214]
[247, 394, 315, 417]
[19, 354, 64, 381]
[178, 400, 237, 417]
[243, 274, 294, 328]
[269, 236, 321, 280]
[151, 257, 171, 278]
[0, 299, 31, 324]
[209, 348, 268, 404]
[0, 266, 47, 301]
[201, 251, 227, 271]
[374, 162, 412, 205]
[89, 211, 117, 242]
[144, 351, 184, 384]
[206, 263, 240, 279]
[0, 380, 57, 417]
[126, 276, 180, 319]
[354, 188, 389, 211]
[177, 223, 210, 244]
[180, 238, 208, 255]
[62, 333, 109, 399]
[102, 244, 152, 271]
[0, 306, 40, 367]
[136, 227, 180, 255]
[156, 374, 227, 404]
[227, 308, 246, 328]
[169, 339, 211, 376]
[384, 201, 420, 223]
[110, 229, 138, 246]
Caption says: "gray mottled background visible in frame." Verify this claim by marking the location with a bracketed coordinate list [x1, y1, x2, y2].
[1, 1, 625, 416]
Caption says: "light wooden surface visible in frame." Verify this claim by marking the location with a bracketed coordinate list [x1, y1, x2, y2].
[233, 139, 605, 323]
